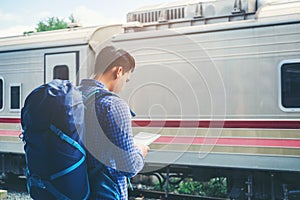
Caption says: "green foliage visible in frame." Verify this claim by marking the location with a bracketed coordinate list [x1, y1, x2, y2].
[200, 178, 227, 198]
[177, 179, 202, 195]
[153, 180, 176, 192]
[69, 14, 76, 23]
[36, 17, 68, 32]
[153, 177, 227, 198]
[35, 14, 76, 32]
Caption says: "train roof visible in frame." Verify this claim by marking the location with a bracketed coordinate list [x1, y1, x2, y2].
[129, 0, 299, 14]
[124, 0, 300, 32]
[0, 24, 122, 53]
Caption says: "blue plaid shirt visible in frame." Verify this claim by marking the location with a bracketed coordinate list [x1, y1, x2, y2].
[79, 79, 145, 200]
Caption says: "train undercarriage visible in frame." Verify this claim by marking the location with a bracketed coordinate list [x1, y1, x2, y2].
[1, 152, 299, 200]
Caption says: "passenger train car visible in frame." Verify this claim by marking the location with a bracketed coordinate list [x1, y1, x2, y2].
[0, 0, 299, 199]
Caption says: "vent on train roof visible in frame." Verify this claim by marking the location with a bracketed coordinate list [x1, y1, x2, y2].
[127, 6, 186, 23]
[126, 0, 260, 24]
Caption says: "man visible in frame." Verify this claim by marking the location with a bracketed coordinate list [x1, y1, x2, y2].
[80, 46, 149, 200]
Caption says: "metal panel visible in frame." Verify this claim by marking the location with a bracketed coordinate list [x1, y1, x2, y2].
[143, 151, 300, 173]
[44, 52, 79, 85]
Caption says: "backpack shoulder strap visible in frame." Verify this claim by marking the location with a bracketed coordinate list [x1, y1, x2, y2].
[49, 125, 86, 180]
[83, 89, 136, 117]
[82, 89, 119, 106]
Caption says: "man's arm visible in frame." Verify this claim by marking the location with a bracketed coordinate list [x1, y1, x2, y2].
[96, 97, 148, 177]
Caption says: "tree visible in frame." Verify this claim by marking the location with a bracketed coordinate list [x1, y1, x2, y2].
[36, 14, 76, 32]
[69, 14, 76, 23]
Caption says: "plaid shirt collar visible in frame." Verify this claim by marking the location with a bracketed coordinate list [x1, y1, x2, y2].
[80, 79, 108, 90]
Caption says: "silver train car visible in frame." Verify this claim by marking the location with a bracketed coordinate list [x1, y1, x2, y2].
[0, 0, 300, 199]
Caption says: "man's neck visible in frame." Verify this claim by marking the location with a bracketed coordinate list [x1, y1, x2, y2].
[95, 74, 114, 92]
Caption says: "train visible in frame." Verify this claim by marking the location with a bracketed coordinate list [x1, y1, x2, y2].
[0, 0, 300, 199]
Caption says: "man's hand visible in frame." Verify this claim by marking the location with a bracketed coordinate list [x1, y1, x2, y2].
[135, 143, 150, 158]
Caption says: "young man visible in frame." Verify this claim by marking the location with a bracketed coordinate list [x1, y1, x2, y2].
[80, 46, 149, 200]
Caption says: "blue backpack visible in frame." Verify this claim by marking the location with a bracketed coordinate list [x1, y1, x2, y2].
[21, 80, 90, 200]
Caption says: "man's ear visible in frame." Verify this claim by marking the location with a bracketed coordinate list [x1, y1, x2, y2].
[115, 66, 123, 79]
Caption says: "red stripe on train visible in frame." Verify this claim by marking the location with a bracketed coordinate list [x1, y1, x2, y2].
[1, 118, 300, 129]
[0, 129, 299, 148]
[132, 120, 300, 129]
[1, 129, 299, 148]
[155, 136, 300, 148]
[0, 118, 21, 123]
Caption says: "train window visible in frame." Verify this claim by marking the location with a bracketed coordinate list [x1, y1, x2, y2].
[0, 78, 3, 110]
[53, 65, 69, 80]
[10, 84, 21, 112]
[279, 61, 300, 112]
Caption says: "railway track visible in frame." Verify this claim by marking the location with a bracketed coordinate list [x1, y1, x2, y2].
[0, 175, 227, 200]
[0, 174, 31, 199]
[0, 174, 27, 191]
[129, 188, 228, 200]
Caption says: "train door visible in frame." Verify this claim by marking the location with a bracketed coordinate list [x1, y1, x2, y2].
[44, 52, 79, 85]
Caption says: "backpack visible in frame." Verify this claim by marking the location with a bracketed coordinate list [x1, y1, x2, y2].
[80, 86, 121, 200]
[21, 80, 89, 200]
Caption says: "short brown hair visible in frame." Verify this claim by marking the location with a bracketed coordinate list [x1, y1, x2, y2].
[94, 46, 135, 75]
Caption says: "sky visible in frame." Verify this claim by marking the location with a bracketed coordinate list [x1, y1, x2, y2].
[0, 0, 175, 37]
